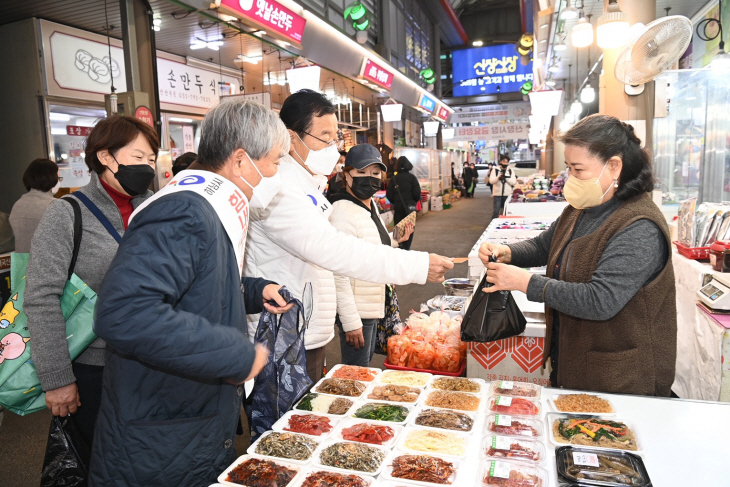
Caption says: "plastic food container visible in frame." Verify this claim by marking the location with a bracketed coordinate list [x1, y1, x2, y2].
[313, 377, 368, 398]
[423, 390, 482, 412]
[246, 431, 319, 465]
[312, 439, 388, 476]
[484, 414, 544, 438]
[395, 426, 470, 459]
[555, 446, 652, 487]
[293, 393, 356, 417]
[326, 364, 382, 382]
[380, 451, 460, 486]
[479, 459, 549, 487]
[296, 466, 375, 487]
[427, 376, 486, 395]
[442, 278, 478, 296]
[547, 414, 642, 453]
[365, 382, 422, 403]
[332, 418, 403, 449]
[709, 240, 730, 272]
[548, 393, 616, 416]
[350, 401, 414, 425]
[487, 395, 541, 416]
[217, 455, 304, 487]
[409, 406, 477, 433]
[271, 411, 340, 439]
[377, 370, 433, 388]
[481, 435, 546, 465]
[487, 380, 541, 399]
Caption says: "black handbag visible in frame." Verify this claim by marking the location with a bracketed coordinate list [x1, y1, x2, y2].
[460, 259, 527, 342]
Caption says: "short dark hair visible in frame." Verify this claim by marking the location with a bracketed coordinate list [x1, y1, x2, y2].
[499, 154, 510, 163]
[279, 89, 336, 135]
[84, 115, 159, 174]
[23, 158, 58, 192]
[172, 152, 197, 175]
[559, 114, 653, 200]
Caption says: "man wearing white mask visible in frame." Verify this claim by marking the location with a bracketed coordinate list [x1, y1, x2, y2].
[245, 90, 454, 382]
[89, 100, 293, 486]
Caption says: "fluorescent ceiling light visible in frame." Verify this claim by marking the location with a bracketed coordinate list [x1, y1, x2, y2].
[190, 40, 207, 50]
[49, 113, 71, 122]
[237, 54, 262, 64]
[51, 127, 67, 135]
[153, 18, 162, 26]
[169, 117, 194, 123]
[473, 40, 483, 47]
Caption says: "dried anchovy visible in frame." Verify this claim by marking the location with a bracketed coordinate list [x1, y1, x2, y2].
[225, 457, 298, 487]
[329, 397, 353, 414]
[319, 442, 386, 473]
[300, 470, 369, 487]
[255, 432, 318, 461]
[316, 378, 367, 397]
[390, 454, 455, 484]
[415, 409, 474, 432]
[431, 377, 481, 393]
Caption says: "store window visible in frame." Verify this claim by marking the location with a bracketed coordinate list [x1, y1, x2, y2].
[166, 115, 203, 162]
[48, 104, 107, 189]
[390, 0, 434, 81]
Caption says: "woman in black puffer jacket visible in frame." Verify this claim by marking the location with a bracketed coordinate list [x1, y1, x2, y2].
[386, 156, 421, 250]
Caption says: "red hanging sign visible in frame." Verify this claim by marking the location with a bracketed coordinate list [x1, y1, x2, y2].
[360, 59, 394, 90]
[435, 105, 450, 122]
[218, 0, 306, 46]
[65, 125, 93, 137]
[134, 106, 154, 127]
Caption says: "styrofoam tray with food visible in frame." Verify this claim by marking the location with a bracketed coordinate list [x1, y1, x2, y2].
[247, 431, 320, 465]
[547, 393, 617, 416]
[486, 395, 542, 417]
[217, 454, 304, 487]
[293, 466, 376, 487]
[395, 425, 470, 459]
[349, 401, 415, 426]
[486, 380, 541, 399]
[312, 377, 368, 398]
[293, 392, 357, 417]
[481, 435, 546, 465]
[422, 389, 483, 413]
[547, 413, 642, 453]
[376, 370, 433, 389]
[364, 381, 423, 404]
[332, 417, 403, 449]
[484, 414, 545, 439]
[325, 364, 382, 382]
[408, 405, 477, 434]
[271, 410, 340, 439]
[380, 451, 461, 486]
[426, 376, 486, 396]
[311, 439, 389, 476]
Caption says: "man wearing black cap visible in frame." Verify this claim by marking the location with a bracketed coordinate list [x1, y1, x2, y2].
[328, 144, 413, 365]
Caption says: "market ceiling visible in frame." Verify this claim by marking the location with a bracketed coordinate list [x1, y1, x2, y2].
[0, 0, 384, 109]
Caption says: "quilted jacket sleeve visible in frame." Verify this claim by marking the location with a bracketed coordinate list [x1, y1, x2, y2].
[329, 203, 364, 332]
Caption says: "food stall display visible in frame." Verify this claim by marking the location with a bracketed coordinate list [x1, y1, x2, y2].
[217, 363, 730, 487]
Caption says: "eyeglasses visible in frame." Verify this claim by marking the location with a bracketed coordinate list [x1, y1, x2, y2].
[302, 130, 344, 150]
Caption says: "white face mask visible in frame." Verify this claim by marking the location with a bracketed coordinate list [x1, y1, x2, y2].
[293, 133, 340, 175]
[239, 152, 282, 209]
[51, 181, 61, 195]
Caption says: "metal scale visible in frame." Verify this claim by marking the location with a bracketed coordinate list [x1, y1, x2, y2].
[697, 273, 730, 311]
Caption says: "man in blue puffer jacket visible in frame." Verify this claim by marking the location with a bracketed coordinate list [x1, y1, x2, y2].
[89, 100, 292, 486]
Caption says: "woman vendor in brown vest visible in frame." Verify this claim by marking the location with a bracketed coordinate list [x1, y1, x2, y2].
[478, 114, 676, 397]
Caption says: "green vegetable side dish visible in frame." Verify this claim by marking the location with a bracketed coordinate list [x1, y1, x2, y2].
[297, 394, 316, 411]
[353, 403, 409, 422]
[558, 419, 628, 442]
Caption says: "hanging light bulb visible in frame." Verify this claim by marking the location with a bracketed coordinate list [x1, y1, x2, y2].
[597, 0, 629, 49]
[570, 100, 583, 115]
[564, 112, 576, 124]
[561, 0, 578, 20]
[712, 49, 730, 70]
[559, 118, 573, 132]
[580, 86, 595, 103]
[572, 10, 594, 48]
[545, 75, 556, 87]
[554, 37, 568, 51]
[548, 64, 560, 73]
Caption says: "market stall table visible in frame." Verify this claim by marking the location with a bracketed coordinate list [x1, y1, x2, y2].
[503, 200, 569, 217]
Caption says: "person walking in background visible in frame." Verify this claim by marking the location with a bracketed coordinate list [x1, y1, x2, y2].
[386, 155, 421, 250]
[469, 163, 479, 198]
[329, 145, 413, 366]
[451, 162, 458, 188]
[9, 158, 59, 253]
[489, 154, 517, 219]
[24, 116, 158, 482]
[172, 151, 197, 175]
[461, 162, 473, 198]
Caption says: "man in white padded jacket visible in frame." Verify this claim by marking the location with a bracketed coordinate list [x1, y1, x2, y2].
[245, 90, 453, 382]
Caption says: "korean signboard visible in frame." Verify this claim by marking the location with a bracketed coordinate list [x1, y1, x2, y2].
[66, 126, 93, 137]
[217, 0, 306, 46]
[434, 105, 451, 122]
[360, 59, 394, 90]
[418, 93, 437, 113]
[449, 123, 528, 142]
[450, 101, 531, 124]
[157, 58, 241, 110]
[452, 44, 533, 97]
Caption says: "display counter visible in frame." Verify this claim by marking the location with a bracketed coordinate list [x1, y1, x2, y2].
[503, 200, 569, 217]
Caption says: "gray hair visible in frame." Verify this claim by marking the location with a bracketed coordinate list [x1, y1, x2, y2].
[197, 98, 290, 169]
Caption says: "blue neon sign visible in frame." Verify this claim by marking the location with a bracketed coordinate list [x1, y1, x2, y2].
[452, 44, 533, 97]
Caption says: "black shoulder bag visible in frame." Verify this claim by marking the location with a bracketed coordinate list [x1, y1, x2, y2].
[393, 175, 418, 214]
[460, 256, 527, 342]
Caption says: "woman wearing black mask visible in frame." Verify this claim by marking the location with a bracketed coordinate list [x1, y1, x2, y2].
[329, 144, 413, 366]
[24, 115, 157, 482]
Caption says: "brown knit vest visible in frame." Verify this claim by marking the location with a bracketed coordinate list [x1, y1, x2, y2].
[545, 194, 677, 397]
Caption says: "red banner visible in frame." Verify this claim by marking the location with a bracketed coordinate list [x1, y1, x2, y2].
[65, 125, 93, 136]
[219, 0, 306, 45]
[360, 59, 394, 90]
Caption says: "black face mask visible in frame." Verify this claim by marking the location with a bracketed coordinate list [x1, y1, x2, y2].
[111, 157, 155, 196]
[348, 175, 381, 200]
